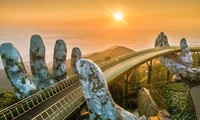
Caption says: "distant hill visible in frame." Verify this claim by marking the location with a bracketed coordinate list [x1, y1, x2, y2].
[0, 69, 12, 92]
[0, 46, 134, 92]
[66, 45, 135, 75]
[84, 45, 135, 63]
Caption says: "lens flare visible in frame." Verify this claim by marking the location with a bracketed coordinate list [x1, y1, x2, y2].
[114, 12, 123, 21]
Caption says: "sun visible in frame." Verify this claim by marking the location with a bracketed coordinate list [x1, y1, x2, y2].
[114, 12, 123, 21]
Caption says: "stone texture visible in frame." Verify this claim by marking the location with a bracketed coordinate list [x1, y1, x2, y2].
[71, 47, 82, 74]
[155, 32, 170, 48]
[76, 59, 146, 120]
[137, 88, 159, 118]
[76, 59, 117, 120]
[0, 43, 37, 99]
[179, 38, 193, 68]
[30, 35, 55, 89]
[157, 109, 170, 120]
[52, 40, 67, 81]
[115, 104, 140, 120]
[155, 32, 200, 82]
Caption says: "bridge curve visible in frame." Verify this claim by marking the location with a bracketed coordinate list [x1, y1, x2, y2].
[0, 46, 200, 120]
[104, 46, 200, 85]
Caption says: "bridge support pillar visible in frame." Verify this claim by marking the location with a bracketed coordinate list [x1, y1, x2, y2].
[166, 70, 170, 81]
[122, 70, 135, 109]
[123, 73, 128, 109]
[146, 60, 153, 83]
[197, 52, 200, 67]
[193, 52, 200, 67]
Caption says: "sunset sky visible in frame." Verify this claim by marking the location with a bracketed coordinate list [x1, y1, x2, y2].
[0, 0, 200, 65]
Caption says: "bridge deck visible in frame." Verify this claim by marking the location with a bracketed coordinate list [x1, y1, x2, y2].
[104, 46, 200, 85]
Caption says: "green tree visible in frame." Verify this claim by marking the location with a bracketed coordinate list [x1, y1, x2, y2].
[0, 91, 18, 110]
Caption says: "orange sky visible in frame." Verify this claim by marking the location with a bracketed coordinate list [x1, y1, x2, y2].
[0, 0, 200, 64]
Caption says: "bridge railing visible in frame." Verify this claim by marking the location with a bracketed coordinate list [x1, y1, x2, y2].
[32, 87, 85, 120]
[0, 74, 79, 120]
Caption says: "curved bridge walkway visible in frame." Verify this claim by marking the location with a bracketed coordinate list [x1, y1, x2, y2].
[0, 46, 200, 120]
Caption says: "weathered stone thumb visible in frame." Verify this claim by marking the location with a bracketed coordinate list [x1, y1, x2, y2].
[76, 59, 144, 120]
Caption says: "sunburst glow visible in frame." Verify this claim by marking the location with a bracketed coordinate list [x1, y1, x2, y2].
[114, 12, 123, 21]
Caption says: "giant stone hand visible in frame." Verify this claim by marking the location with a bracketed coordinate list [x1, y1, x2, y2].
[0, 35, 67, 99]
[155, 32, 200, 82]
